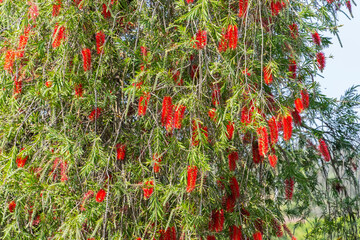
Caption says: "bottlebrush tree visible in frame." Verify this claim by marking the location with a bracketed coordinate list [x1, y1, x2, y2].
[0, 0, 359, 239]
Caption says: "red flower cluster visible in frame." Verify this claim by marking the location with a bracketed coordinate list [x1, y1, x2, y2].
[316, 52, 325, 71]
[268, 154, 277, 168]
[319, 138, 330, 162]
[17, 34, 29, 58]
[52, 0, 61, 17]
[288, 59, 297, 79]
[172, 70, 183, 85]
[186, 165, 198, 193]
[140, 46, 147, 58]
[193, 29, 207, 49]
[96, 31, 105, 54]
[82, 48, 91, 71]
[294, 98, 304, 113]
[8, 201, 16, 213]
[52, 24, 65, 49]
[96, 189, 106, 202]
[80, 190, 94, 211]
[209, 209, 224, 232]
[346, 0, 352, 15]
[268, 116, 278, 145]
[229, 225, 243, 240]
[28, 3, 39, 21]
[257, 126, 269, 156]
[282, 114, 292, 141]
[289, 23, 298, 39]
[239, 0, 248, 17]
[312, 32, 321, 46]
[207, 236, 216, 240]
[272, 219, 283, 237]
[153, 153, 162, 173]
[4, 50, 15, 72]
[75, 83, 83, 97]
[16, 148, 28, 168]
[208, 108, 217, 122]
[161, 96, 172, 126]
[173, 105, 186, 129]
[226, 121, 234, 140]
[159, 226, 176, 240]
[229, 177, 240, 199]
[301, 89, 309, 109]
[263, 66, 273, 85]
[186, 0, 194, 3]
[73, 0, 83, 9]
[270, 1, 285, 16]
[138, 92, 151, 116]
[143, 180, 154, 199]
[88, 107, 102, 121]
[292, 109, 301, 126]
[224, 194, 236, 212]
[218, 25, 238, 52]
[14, 76, 23, 96]
[60, 160, 68, 182]
[241, 106, 255, 124]
[211, 84, 220, 106]
[102, 4, 111, 18]
[116, 144, 126, 160]
[285, 177, 294, 200]
[252, 141, 263, 164]
[253, 231, 263, 240]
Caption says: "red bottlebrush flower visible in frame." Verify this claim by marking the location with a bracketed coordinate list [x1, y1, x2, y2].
[209, 209, 224, 232]
[207, 236, 216, 240]
[268, 117, 278, 145]
[230, 225, 243, 240]
[143, 180, 154, 199]
[263, 66, 273, 85]
[289, 23, 298, 39]
[60, 160, 68, 182]
[9, 201, 16, 212]
[17, 35, 29, 58]
[161, 96, 172, 126]
[252, 141, 262, 164]
[346, 0, 352, 15]
[316, 52, 325, 71]
[227, 25, 238, 50]
[52, 0, 61, 16]
[211, 84, 220, 106]
[186, 0, 194, 3]
[80, 190, 94, 211]
[96, 31, 105, 54]
[75, 83, 83, 97]
[319, 138, 331, 162]
[140, 46, 147, 58]
[193, 29, 207, 49]
[95, 189, 106, 202]
[174, 104, 186, 129]
[282, 114, 293, 141]
[268, 154, 277, 168]
[285, 177, 294, 200]
[4, 50, 15, 72]
[13, 76, 23, 96]
[312, 32, 321, 46]
[52, 24, 65, 49]
[102, 4, 111, 18]
[229, 176, 240, 199]
[239, 0, 248, 17]
[116, 144, 126, 160]
[301, 89, 309, 109]
[73, 0, 83, 8]
[45, 81, 52, 88]
[225, 194, 236, 212]
[228, 151, 239, 171]
[255, 218, 264, 234]
[257, 126, 269, 156]
[253, 232, 262, 240]
[294, 98, 304, 113]
[272, 219, 283, 237]
[81, 48, 91, 71]
[153, 153, 162, 173]
[28, 3, 39, 21]
[241, 106, 255, 124]
[186, 165, 198, 193]
[16, 148, 28, 168]
[88, 107, 102, 121]
[208, 108, 217, 121]
[270, 1, 283, 16]
[172, 70, 183, 85]
[288, 59, 297, 79]
[292, 108, 302, 126]
[218, 28, 228, 53]
[226, 121, 235, 140]
[138, 92, 151, 116]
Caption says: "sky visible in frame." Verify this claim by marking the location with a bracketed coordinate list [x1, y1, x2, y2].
[317, 4, 360, 99]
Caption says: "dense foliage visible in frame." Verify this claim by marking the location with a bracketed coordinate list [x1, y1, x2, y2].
[0, 0, 358, 239]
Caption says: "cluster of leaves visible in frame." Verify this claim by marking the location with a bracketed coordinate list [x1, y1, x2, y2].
[0, 0, 358, 239]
